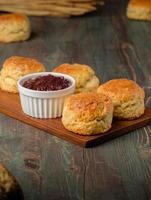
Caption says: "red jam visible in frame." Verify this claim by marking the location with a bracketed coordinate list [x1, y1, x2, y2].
[23, 74, 71, 91]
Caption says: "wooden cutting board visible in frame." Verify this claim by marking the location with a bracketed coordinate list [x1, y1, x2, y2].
[0, 89, 151, 147]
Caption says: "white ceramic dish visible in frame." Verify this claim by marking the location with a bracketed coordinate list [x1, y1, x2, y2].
[18, 72, 75, 118]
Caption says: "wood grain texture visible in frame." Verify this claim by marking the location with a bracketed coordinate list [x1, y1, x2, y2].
[0, 90, 151, 147]
[0, 0, 151, 199]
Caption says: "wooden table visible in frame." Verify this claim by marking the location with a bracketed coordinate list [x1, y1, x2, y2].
[0, 0, 151, 199]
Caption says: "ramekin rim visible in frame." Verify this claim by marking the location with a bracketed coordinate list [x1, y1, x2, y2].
[18, 72, 75, 94]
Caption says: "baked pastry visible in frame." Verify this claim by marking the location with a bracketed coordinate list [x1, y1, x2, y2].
[0, 164, 24, 200]
[0, 56, 46, 93]
[0, 13, 31, 43]
[53, 63, 100, 93]
[97, 79, 145, 120]
[62, 92, 113, 135]
[127, 0, 151, 21]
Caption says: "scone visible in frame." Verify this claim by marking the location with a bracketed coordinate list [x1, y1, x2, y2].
[97, 79, 145, 120]
[53, 63, 100, 93]
[0, 13, 31, 43]
[0, 164, 24, 200]
[62, 92, 113, 135]
[127, 0, 151, 21]
[0, 56, 46, 93]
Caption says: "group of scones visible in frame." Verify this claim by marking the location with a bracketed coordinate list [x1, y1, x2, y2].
[0, 0, 150, 43]
[0, 56, 145, 136]
[0, 12, 145, 136]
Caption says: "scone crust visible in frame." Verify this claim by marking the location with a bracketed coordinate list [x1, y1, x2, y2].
[0, 56, 46, 93]
[97, 79, 145, 119]
[62, 92, 113, 135]
[127, 0, 151, 21]
[128, 0, 151, 8]
[3, 56, 45, 75]
[0, 13, 31, 43]
[0, 164, 23, 199]
[53, 63, 100, 93]
[0, 164, 16, 193]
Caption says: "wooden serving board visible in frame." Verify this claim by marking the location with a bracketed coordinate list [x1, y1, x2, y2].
[0, 89, 151, 147]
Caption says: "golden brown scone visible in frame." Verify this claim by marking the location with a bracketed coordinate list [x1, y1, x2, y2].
[0, 13, 31, 43]
[62, 92, 113, 135]
[53, 63, 100, 93]
[97, 79, 145, 120]
[127, 0, 151, 21]
[0, 164, 24, 200]
[0, 56, 46, 93]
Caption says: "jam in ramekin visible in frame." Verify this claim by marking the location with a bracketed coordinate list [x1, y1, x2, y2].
[23, 74, 71, 91]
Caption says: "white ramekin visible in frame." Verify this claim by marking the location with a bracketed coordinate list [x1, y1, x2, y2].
[18, 72, 75, 118]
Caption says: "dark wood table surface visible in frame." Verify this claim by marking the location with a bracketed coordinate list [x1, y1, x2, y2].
[0, 0, 151, 199]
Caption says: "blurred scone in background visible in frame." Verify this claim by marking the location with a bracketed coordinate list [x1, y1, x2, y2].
[0, 13, 31, 43]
